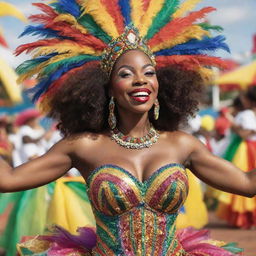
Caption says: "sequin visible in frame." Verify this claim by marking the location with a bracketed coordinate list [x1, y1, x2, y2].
[87, 163, 189, 255]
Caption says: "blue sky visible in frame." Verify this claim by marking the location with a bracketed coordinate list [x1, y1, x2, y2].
[0, 0, 255, 68]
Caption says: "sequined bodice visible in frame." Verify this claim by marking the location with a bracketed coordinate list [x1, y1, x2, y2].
[87, 163, 189, 256]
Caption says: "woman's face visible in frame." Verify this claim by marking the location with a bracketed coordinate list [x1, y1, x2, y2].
[110, 50, 158, 115]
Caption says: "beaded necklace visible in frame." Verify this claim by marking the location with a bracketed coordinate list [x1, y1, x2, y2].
[110, 124, 159, 149]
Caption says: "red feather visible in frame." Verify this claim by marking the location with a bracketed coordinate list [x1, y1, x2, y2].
[39, 61, 100, 107]
[0, 35, 8, 48]
[29, 13, 57, 24]
[32, 3, 57, 17]
[142, 0, 151, 12]
[100, 0, 124, 34]
[148, 7, 216, 48]
[156, 55, 229, 70]
[15, 39, 63, 56]
[46, 22, 107, 50]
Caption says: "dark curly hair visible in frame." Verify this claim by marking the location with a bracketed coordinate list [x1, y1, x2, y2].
[48, 64, 204, 136]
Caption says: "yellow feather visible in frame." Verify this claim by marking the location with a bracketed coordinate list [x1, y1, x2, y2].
[140, 0, 165, 37]
[32, 43, 101, 58]
[173, 0, 202, 18]
[131, 0, 144, 29]
[0, 2, 27, 23]
[197, 67, 214, 83]
[151, 25, 209, 52]
[54, 14, 88, 35]
[80, 0, 119, 38]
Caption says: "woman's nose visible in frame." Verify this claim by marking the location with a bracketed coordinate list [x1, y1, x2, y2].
[133, 75, 147, 86]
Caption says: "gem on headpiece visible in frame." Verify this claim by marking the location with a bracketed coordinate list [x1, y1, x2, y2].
[101, 25, 155, 76]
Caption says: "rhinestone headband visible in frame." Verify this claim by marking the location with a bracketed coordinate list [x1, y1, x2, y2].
[101, 25, 156, 76]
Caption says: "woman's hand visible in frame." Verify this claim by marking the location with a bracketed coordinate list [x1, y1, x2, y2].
[184, 133, 256, 197]
[0, 139, 73, 192]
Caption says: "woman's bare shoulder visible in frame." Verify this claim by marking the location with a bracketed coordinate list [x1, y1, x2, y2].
[50, 131, 108, 152]
[161, 130, 202, 153]
[162, 130, 196, 143]
[55, 132, 107, 151]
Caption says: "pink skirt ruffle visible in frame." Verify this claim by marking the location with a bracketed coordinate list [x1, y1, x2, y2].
[17, 226, 243, 256]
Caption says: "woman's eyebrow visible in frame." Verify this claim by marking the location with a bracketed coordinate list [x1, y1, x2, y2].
[117, 65, 134, 72]
[117, 63, 154, 72]
[142, 64, 154, 69]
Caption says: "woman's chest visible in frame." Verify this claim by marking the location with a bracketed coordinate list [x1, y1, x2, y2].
[87, 163, 189, 216]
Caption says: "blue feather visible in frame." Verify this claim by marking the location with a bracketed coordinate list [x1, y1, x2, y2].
[16, 53, 58, 75]
[27, 57, 100, 102]
[19, 25, 68, 39]
[155, 35, 230, 56]
[118, 0, 131, 26]
[54, 0, 81, 18]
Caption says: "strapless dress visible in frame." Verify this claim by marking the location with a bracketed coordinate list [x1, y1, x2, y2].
[17, 164, 243, 256]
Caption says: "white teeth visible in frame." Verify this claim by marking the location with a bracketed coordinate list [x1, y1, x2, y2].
[131, 92, 149, 97]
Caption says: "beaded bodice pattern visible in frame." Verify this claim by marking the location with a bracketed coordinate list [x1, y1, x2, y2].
[87, 163, 189, 256]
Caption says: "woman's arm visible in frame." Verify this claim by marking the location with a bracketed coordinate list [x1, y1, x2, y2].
[0, 139, 73, 192]
[185, 134, 256, 197]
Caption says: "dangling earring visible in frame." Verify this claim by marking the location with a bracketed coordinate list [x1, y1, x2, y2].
[108, 96, 117, 129]
[154, 98, 160, 120]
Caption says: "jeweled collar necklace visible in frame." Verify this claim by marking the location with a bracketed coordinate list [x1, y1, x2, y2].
[110, 123, 159, 149]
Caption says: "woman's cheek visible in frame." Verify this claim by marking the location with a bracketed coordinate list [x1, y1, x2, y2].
[113, 79, 129, 92]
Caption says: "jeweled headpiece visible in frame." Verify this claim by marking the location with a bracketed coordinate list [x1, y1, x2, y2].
[16, 0, 229, 113]
[101, 25, 155, 75]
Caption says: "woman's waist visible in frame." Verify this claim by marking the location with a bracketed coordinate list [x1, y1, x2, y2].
[93, 207, 180, 255]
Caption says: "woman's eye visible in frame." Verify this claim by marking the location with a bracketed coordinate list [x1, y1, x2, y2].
[119, 72, 131, 78]
[145, 71, 156, 76]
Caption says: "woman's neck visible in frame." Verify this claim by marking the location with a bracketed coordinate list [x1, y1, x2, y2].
[117, 110, 151, 138]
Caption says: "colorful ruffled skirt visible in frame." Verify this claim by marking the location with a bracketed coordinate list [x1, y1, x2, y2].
[17, 226, 243, 256]
[216, 134, 256, 228]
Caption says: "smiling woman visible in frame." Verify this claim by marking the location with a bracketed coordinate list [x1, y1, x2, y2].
[0, 0, 255, 255]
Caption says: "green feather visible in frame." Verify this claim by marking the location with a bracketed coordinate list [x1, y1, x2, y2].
[145, 0, 180, 40]
[221, 242, 244, 253]
[199, 22, 223, 32]
[41, 55, 100, 76]
[16, 58, 50, 75]
[78, 14, 112, 43]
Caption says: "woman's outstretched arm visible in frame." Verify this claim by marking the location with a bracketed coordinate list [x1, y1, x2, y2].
[0, 139, 73, 192]
[183, 133, 256, 197]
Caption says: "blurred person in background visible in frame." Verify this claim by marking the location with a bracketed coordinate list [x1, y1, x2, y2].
[216, 87, 256, 229]
[14, 109, 52, 161]
[0, 114, 12, 166]
[196, 114, 215, 152]
[7, 115, 22, 167]
[212, 97, 244, 158]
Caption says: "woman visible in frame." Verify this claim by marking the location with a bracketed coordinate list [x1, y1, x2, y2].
[0, 0, 255, 255]
[216, 88, 256, 229]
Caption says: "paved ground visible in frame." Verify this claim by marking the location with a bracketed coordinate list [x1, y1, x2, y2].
[206, 212, 256, 256]
[0, 209, 255, 255]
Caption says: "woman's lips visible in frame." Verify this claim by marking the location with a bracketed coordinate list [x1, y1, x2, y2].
[129, 89, 151, 103]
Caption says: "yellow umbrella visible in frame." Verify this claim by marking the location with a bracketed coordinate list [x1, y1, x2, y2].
[215, 61, 256, 89]
[0, 58, 22, 104]
[0, 1, 27, 105]
[0, 2, 27, 22]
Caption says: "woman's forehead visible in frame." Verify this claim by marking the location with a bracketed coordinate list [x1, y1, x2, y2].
[113, 50, 153, 69]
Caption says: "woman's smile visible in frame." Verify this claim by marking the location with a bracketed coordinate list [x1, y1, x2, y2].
[128, 88, 152, 103]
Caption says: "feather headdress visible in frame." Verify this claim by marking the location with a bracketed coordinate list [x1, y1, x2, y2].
[16, 0, 229, 112]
